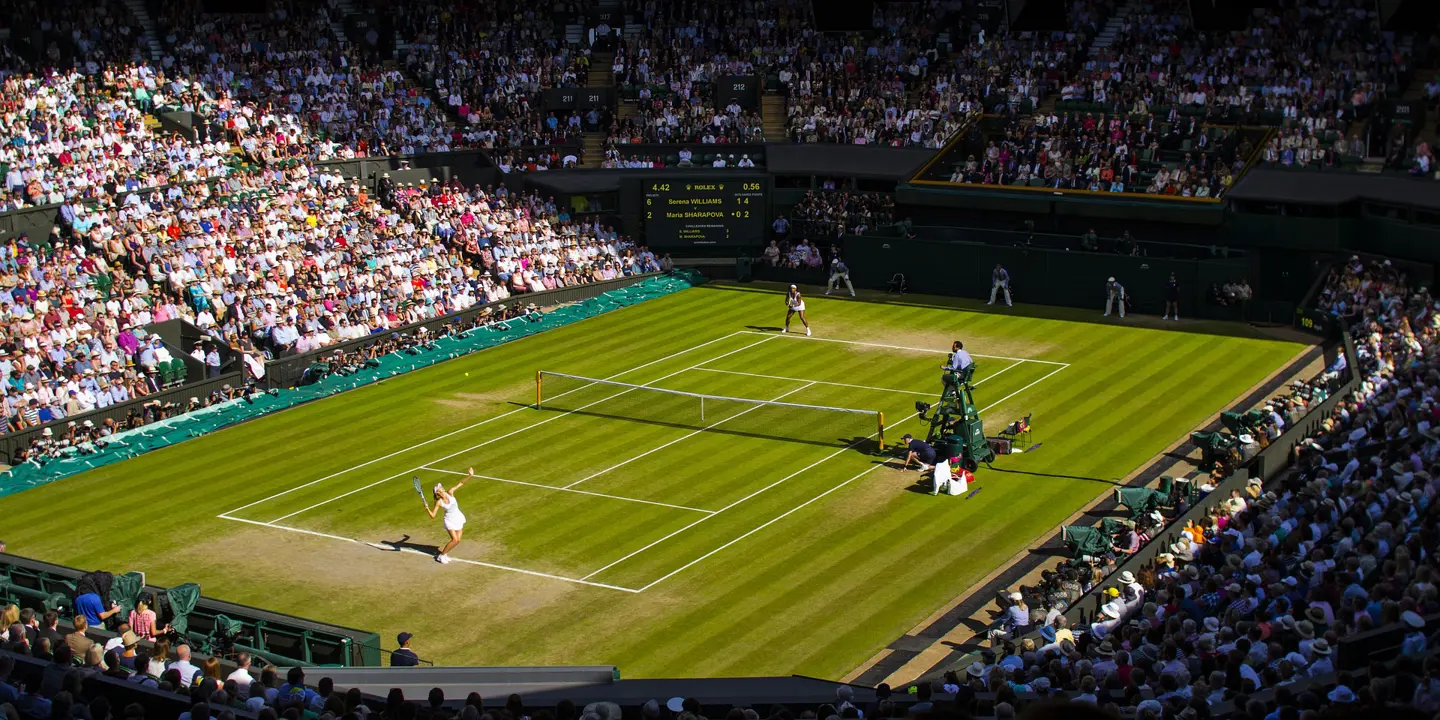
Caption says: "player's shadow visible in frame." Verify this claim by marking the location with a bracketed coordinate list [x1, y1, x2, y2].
[985, 467, 1123, 485]
[373, 534, 441, 556]
[745, 325, 783, 332]
[904, 479, 937, 495]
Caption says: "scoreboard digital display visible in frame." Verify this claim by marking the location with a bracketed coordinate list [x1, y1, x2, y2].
[643, 177, 767, 246]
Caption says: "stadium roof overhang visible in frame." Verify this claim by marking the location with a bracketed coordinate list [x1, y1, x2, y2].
[1226, 168, 1440, 211]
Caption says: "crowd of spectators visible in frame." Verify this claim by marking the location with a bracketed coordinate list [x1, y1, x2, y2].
[0, 600, 369, 720]
[396, 0, 594, 150]
[779, 1, 971, 147]
[952, 0, 1425, 191]
[0, 66, 243, 209]
[4, 0, 151, 72]
[1258, 129, 1352, 170]
[606, 0, 976, 148]
[949, 256, 1439, 718]
[949, 112, 1243, 197]
[377, 174, 660, 298]
[1064, 0, 1399, 123]
[610, 99, 768, 146]
[159, 2, 464, 156]
[787, 190, 895, 238]
[0, 2, 685, 447]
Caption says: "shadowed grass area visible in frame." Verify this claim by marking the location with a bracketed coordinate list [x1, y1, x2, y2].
[0, 283, 1305, 679]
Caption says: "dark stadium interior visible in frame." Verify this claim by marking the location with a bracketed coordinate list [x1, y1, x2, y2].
[0, 0, 1437, 717]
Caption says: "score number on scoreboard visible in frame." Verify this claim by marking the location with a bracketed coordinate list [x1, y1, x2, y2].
[644, 180, 766, 246]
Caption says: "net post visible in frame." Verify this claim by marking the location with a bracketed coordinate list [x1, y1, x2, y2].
[878, 412, 885, 450]
[536, 370, 543, 408]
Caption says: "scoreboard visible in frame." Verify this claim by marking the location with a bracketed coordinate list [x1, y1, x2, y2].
[643, 176, 767, 246]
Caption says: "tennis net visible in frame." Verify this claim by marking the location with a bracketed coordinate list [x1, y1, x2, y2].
[535, 371, 887, 450]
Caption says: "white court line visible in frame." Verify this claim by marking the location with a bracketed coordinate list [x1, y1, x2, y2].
[638, 461, 889, 592]
[974, 363, 1068, 417]
[973, 358, 1022, 386]
[218, 514, 640, 593]
[220, 330, 751, 517]
[692, 368, 932, 396]
[692, 363, 1018, 394]
[562, 382, 817, 490]
[423, 468, 716, 514]
[265, 336, 777, 524]
[579, 415, 915, 581]
[219, 513, 366, 544]
[584, 359, 1070, 586]
[737, 330, 1070, 366]
[391, 547, 640, 593]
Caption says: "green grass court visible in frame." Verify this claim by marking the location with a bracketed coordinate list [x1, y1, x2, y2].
[0, 282, 1305, 679]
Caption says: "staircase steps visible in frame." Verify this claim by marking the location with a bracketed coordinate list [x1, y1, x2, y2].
[582, 131, 606, 168]
[1087, 0, 1137, 58]
[121, 0, 164, 62]
[761, 95, 787, 142]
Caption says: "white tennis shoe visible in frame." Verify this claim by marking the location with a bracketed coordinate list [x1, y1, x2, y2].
[437, 554, 451, 564]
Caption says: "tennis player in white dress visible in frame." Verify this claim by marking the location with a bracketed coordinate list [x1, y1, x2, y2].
[424, 468, 473, 564]
[784, 285, 811, 336]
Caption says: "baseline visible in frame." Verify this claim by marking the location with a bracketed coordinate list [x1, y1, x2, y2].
[736, 330, 1070, 366]
[220, 330, 752, 518]
[216, 513, 642, 593]
[265, 335, 777, 524]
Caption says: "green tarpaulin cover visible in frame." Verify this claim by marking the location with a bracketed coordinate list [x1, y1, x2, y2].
[111, 572, 146, 618]
[0, 271, 704, 498]
[1062, 525, 1113, 557]
[1115, 487, 1166, 518]
[166, 583, 201, 636]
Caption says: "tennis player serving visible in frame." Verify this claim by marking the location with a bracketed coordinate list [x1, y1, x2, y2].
[784, 284, 811, 336]
[424, 468, 473, 564]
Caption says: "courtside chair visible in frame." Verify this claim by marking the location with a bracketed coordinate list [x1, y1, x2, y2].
[158, 359, 177, 386]
[162, 359, 182, 386]
[998, 413, 1032, 445]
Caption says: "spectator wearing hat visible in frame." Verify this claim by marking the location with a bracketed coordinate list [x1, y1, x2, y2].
[986, 592, 1030, 647]
[1402, 611, 1428, 655]
[1308, 639, 1334, 676]
[392, 632, 421, 666]
[1118, 570, 1142, 597]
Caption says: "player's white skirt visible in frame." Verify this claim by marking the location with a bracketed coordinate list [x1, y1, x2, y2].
[789, 302, 806, 312]
[444, 514, 467, 532]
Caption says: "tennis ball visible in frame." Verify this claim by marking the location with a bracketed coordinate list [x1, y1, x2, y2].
[464, 372, 470, 376]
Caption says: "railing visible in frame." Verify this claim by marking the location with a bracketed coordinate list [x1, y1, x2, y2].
[0, 553, 383, 667]
[0, 372, 245, 464]
[262, 273, 660, 388]
[921, 322, 1361, 682]
[1248, 325, 1359, 483]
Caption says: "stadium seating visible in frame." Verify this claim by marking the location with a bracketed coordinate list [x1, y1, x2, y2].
[900, 256, 1439, 717]
[0, 1, 1435, 717]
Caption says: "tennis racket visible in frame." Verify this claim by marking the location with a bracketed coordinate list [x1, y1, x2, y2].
[412, 476, 428, 509]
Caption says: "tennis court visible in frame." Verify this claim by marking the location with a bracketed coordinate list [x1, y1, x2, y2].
[218, 330, 1068, 593]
